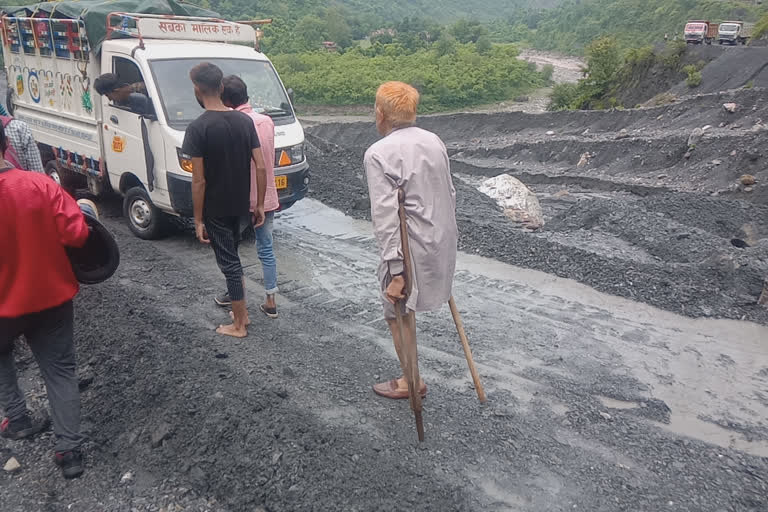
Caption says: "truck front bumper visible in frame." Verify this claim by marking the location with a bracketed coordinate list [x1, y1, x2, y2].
[166, 161, 311, 217]
[276, 160, 311, 210]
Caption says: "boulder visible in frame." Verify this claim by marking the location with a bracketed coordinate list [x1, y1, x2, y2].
[4, 457, 21, 473]
[723, 103, 738, 113]
[577, 152, 591, 167]
[478, 175, 544, 229]
[740, 175, 756, 186]
[687, 127, 704, 147]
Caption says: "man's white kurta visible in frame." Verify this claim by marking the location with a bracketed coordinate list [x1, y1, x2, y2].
[364, 126, 458, 316]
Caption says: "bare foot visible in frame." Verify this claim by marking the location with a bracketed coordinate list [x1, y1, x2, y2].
[229, 310, 251, 326]
[216, 323, 247, 338]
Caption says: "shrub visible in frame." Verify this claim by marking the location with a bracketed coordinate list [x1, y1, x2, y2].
[541, 64, 555, 83]
[548, 82, 579, 111]
[683, 64, 702, 88]
[273, 43, 546, 112]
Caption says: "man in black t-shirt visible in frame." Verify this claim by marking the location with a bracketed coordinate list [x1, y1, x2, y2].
[182, 62, 267, 338]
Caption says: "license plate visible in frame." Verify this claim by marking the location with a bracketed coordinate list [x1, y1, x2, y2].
[275, 176, 288, 189]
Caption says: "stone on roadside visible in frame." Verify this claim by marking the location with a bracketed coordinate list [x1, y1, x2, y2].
[4, 457, 21, 473]
[151, 422, 173, 448]
[723, 103, 738, 113]
[615, 129, 629, 140]
[740, 175, 756, 186]
[120, 471, 134, 484]
[577, 152, 591, 167]
[758, 277, 768, 308]
[687, 127, 704, 147]
[478, 174, 544, 229]
[545, 130, 555, 136]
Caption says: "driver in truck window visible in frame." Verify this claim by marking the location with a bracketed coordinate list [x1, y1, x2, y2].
[94, 73, 152, 116]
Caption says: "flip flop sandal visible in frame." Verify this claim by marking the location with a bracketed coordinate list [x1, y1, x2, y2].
[372, 379, 428, 400]
[260, 304, 278, 319]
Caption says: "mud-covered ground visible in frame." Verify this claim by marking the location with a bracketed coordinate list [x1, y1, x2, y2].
[305, 86, 768, 325]
[2, 198, 768, 511]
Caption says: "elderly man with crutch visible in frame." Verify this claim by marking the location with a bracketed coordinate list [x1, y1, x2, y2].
[365, 82, 485, 440]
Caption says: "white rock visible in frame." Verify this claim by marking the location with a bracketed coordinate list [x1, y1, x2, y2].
[4, 457, 21, 472]
[723, 103, 738, 113]
[120, 471, 134, 484]
[687, 127, 704, 147]
[577, 152, 591, 167]
[478, 175, 543, 228]
[545, 130, 555, 136]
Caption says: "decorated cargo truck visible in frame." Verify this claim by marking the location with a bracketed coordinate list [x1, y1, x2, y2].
[1, 1, 310, 239]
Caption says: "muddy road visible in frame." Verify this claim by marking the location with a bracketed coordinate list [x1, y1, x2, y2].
[2, 196, 768, 511]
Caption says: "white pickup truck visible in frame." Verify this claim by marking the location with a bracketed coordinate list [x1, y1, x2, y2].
[1, 3, 310, 239]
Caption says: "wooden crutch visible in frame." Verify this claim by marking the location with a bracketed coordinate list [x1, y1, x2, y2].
[448, 297, 487, 403]
[395, 189, 425, 442]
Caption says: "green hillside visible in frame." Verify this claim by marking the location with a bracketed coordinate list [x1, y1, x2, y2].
[204, 0, 559, 23]
[511, 0, 765, 54]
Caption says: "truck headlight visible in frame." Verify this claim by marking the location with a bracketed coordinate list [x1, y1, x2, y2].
[275, 144, 304, 167]
[177, 148, 193, 173]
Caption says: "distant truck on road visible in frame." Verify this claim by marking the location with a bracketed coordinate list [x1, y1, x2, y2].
[684, 21, 718, 45]
[1, 1, 310, 239]
[718, 21, 753, 45]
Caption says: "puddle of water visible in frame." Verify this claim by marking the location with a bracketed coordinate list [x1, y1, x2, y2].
[655, 414, 768, 458]
[598, 396, 640, 410]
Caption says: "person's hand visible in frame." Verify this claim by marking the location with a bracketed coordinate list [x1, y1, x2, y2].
[386, 275, 406, 304]
[77, 198, 99, 220]
[252, 206, 266, 228]
[195, 220, 210, 244]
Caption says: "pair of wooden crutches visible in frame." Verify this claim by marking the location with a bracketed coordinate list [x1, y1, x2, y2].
[393, 189, 486, 442]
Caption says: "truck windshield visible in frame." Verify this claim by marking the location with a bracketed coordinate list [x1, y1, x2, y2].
[720, 24, 739, 31]
[149, 58, 294, 129]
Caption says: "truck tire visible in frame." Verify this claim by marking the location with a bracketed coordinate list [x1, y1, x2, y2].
[123, 186, 167, 240]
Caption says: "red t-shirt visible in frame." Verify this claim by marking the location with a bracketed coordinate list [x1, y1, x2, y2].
[0, 168, 89, 317]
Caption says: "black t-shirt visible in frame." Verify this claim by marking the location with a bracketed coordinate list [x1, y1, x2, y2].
[182, 110, 260, 218]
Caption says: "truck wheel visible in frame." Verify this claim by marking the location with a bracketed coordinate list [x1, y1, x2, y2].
[123, 186, 167, 240]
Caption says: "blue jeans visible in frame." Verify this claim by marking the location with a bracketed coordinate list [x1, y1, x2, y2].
[255, 211, 278, 294]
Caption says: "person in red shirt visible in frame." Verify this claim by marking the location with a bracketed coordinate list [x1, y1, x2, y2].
[0, 123, 90, 479]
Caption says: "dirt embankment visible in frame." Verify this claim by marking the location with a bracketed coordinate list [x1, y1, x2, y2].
[305, 87, 768, 324]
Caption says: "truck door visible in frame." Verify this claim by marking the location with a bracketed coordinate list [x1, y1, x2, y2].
[102, 56, 155, 192]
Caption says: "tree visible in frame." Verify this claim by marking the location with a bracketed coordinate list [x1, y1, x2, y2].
[435, 33, 457, 57]
[296, 15, 327, 51]
[755, 12, 768, 41]
[449, 19, 488, 44]
[324, 7, 353, 49]
[475, 35, 492, 55]
[583, 37, 621, 91]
